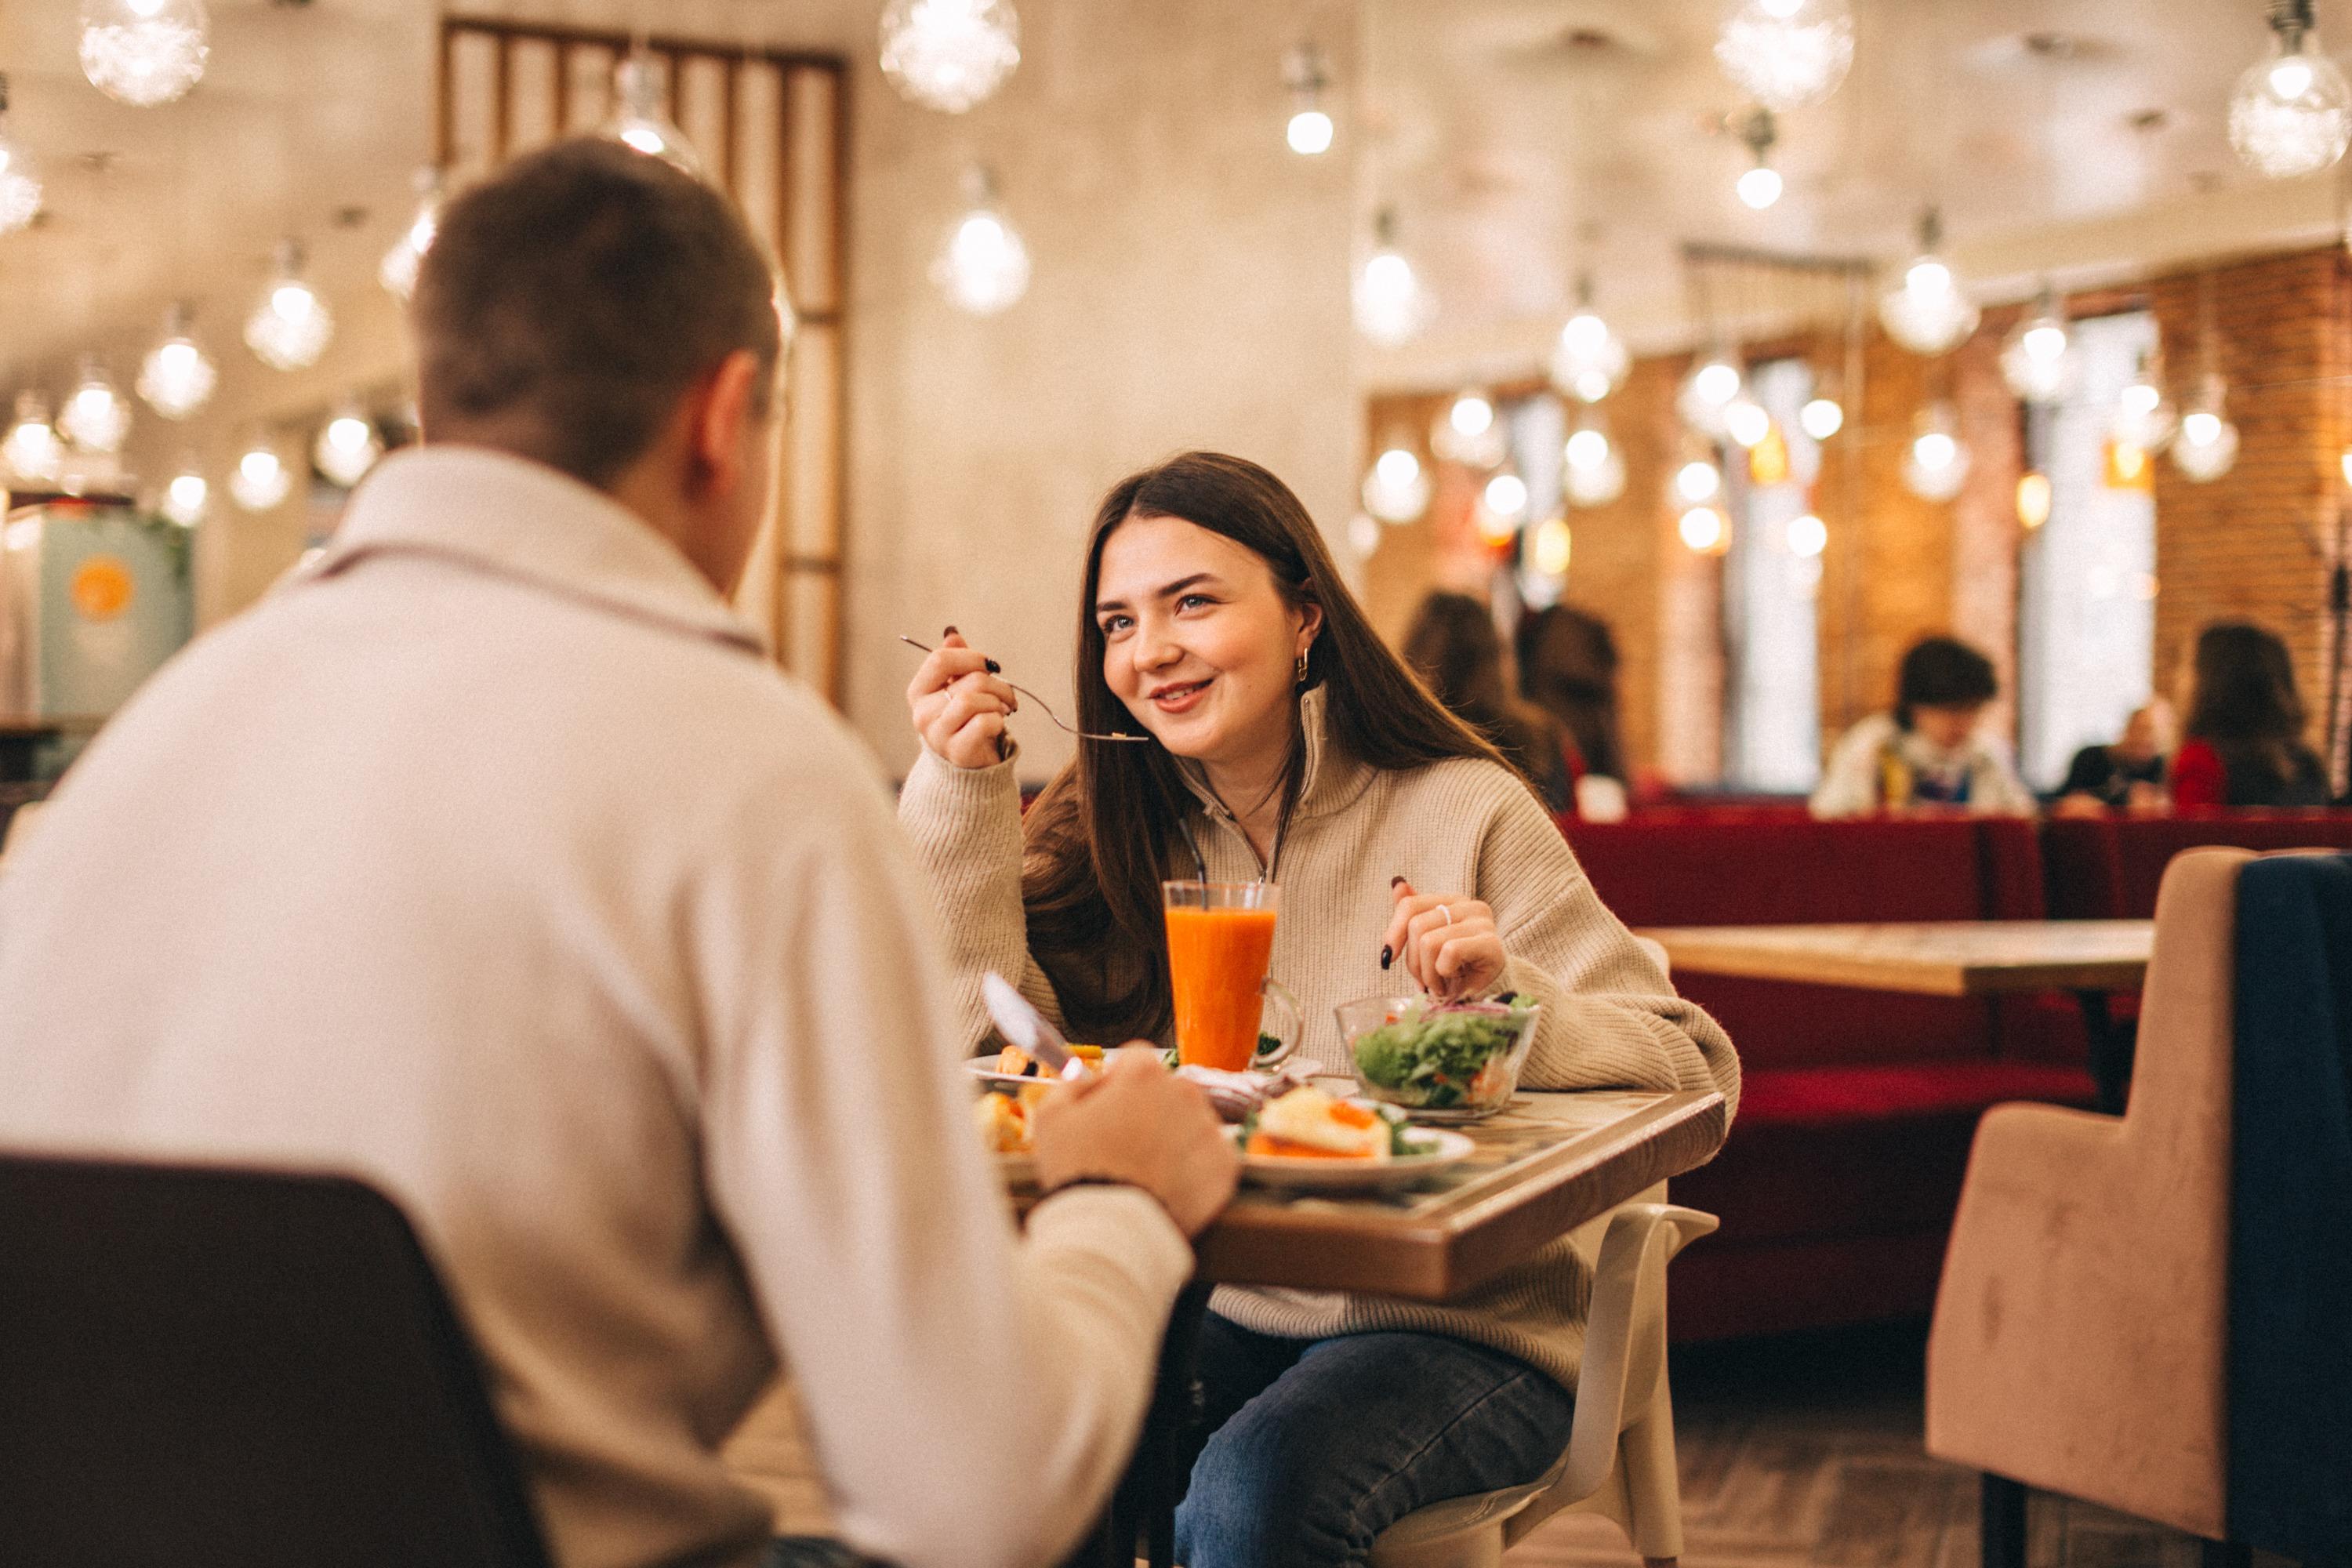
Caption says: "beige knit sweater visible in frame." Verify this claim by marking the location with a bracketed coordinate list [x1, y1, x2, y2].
[897, 687, 1740, 1390]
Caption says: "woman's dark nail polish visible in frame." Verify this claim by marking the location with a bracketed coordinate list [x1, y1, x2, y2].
[1380, 946, 1392, 969]
[1389, 874, 1406, 889]
[985, 659, 1002, 673]
[944, 624, 959, 637]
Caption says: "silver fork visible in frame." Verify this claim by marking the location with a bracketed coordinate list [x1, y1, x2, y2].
[899, 636, 1153, 743]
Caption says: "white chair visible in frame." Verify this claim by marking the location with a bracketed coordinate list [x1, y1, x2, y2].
[1367, 1195, 1717, 1568]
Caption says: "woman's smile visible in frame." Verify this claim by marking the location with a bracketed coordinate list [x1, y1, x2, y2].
[1149, 677, 1214, 714]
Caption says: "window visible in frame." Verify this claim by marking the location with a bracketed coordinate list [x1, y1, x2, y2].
[2017, 311, 2158, 789]
[1722, 358, 1822, 789]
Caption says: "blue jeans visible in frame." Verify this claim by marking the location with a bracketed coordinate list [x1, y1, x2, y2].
[1173, 1316, 1577, 1568]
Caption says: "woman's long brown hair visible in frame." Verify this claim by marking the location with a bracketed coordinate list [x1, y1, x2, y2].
[1021, 452, 1515, 1043]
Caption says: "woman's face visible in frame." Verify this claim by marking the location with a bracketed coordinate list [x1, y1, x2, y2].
[1094, 514, 1319, 771]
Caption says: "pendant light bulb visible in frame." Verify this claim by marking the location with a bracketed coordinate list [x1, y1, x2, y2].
[1799, 394, 1844, 440]
[931, 165, 1030, 315]
[2112, 350, 2178, 451]
[78, 0, 209, 107]
[1563, 413, 1626, 506]
[1431, 390, 1508, 469]
[137, 302, 218, 419]
[1551, 274, 1629, 403]
[1283, 41, 1334, 155]
[604, 49, 702, 175]
[1678, 352, 1744, 437]
[0, 75, 43, 235]
[2230, 0, 2352, 178]
[1734, 107, 1782, 209]
[314, 401, 383, 489]
[3, 392, 63, 485]
[1901, 401, 1972, 502]
[1879, 208, 1980, 354]
[60, 356, 132, 455]
[159, 460, 208, 528]
[2170, 372, 2240, 483]
[229, 430, 294, 512]
[1999, 285, 2075, 403]
[879, 0, 1021, 114]
[1354, 206, 1432, 347]
[1362, 444, 1431, 523]
[245, 239, 334, 371]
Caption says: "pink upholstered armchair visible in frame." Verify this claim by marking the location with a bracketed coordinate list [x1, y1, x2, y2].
[1926, 846, 2246, 1567]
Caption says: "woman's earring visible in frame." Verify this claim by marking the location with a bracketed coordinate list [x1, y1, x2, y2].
[1294, 649, 1311, 686]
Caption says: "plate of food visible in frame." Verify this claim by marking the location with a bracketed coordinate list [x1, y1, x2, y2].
[972, 1080, 1047, 1183]
[1235, 1084, 1473, 1192]
[1338, 993, 1542, 1122]
[967, 1043, 1105, 1090]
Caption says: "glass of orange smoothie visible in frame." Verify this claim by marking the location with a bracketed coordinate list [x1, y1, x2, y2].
[1163, 880, 1301, 1073]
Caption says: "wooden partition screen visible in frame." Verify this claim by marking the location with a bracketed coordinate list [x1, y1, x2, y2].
[436, 17, 849, 703]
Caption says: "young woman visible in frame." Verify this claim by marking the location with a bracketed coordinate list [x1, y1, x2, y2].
[1401, 590, 1577, 814]
[898, 452, 1739, 1568]
[2169, 622, 2329, 808]
[1809, 635, 2036, 818]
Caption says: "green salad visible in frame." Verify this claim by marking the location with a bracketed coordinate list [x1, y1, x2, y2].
[1351, 995, 1536, 1109]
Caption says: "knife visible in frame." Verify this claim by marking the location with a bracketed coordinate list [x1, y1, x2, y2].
[982, 971, 1092, 1082]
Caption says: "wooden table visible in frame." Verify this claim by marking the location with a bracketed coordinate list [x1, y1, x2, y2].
[1639, 920, 2154, 1111]
[1058, 1086, 1730, 1568]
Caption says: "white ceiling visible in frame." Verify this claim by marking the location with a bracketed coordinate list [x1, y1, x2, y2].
[1358, 0, 2352, 383]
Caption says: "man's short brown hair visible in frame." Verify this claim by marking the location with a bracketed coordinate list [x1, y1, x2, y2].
[415, 139, 784, 488]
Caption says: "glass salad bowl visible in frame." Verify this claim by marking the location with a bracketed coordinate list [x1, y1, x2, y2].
[1334, 993, 1542, 1122]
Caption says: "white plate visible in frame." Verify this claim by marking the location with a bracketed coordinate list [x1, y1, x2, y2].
[967, 1060, 1091, 1090]
[1237, 1127, 1474, 1192]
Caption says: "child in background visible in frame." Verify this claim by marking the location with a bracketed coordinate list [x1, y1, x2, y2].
[1811, 637, 2036, 818]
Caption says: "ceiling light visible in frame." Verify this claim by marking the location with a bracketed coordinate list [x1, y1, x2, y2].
[245, 239, 334, 371]
[1362, 445, 1431, 523]
[1674, 457, 1724, 505]
[159, 462, 207, 528]
[314, 402, 383, 488]
[1715, 0, 1853, 111]
[1563, 416, 1625, 506]
[60, 357, 131, 454]
[1549, 275, 1629, 403]
[1432, 390, 1507, 468]
[1999, 285, 2074, 402]
[1799, 394, 1844, 440]
[1735, 107, 1783, 209]
[230, 432, 293, 511]
[137, 302, 216, 419]
[1879, 207, 1979, 354]
[2016, 470, 2053, 530]
[1483, 470, 1529, 519]
[379, 166, 443, 301]
[1902, 402, 1971, 502]
[1530, 517, 1573, 577]
[1788, 513, 1828, 557]
[2230, 0, 2351, 178]
[1677, 351, 1744, 437]
[879, 0, 1020, 114]
[2170, 372, 2239, 482]
[2112, 350, 2177, 450]
[1354, 206, 1432, 346]
[1679, 506, 1729, 554]
[1564, 427, 1610, 470]
[1723, 395, 1773, 448]
[3, 392, 62, 484]
[931, 165, 1030, 315]
[78, 0, 209, 107]
[604, 49, 702, 174]
[0, 75, 42, 235]
[1283, 40, 1334, 154]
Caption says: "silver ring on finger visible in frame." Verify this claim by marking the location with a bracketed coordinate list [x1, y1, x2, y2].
[1438, 903, 1453, 927]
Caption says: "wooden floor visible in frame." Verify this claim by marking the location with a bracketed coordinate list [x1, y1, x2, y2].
[1511, 1322, 2292, 1568]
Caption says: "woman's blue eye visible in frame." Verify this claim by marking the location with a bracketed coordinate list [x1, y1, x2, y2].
[1100, 615, 1131, 635]
[1177, 593, 1213, 612]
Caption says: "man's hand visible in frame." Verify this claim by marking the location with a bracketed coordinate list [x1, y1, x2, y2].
[1031, 1049, 1238, 1236]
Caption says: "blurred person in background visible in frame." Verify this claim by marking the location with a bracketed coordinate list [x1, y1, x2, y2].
[1811, 635, 2035, 819]
[2050, 699, 2176, 817]
[2169, 622, 2329, 809]
[1515, 603, 1624, 784]
[1402, 591, 1577, 814]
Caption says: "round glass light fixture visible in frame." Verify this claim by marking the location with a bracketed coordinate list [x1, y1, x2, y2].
[2229, 0, 2352, 179]
[1565, 448, 1625, 508]
[137, 302, 216, 419]
[1788, 512, 1828, 557]
[0, 75, 42, 235]
[931, 165, 1030, 316]
[1677, 351, 1744, 437]
[1549, 277, 1629, 403]
[379, 166, 444, 301]
[1999, 287, 2074, 403]
[1799, 394, 1844, 440]
[1737, 165, 1784, 210]
[2170, 372, 2240, 483]
[1483, 470, 1529, 519]
[78, 0, 209, 107]
[1723, 395, 1773, 448]
[1530, 516, 1573, 577]
[3, 392, 62, 484]
[314, 403, 383, 488]
[159, 462, 207, 528]
[879, 0, 1021, 114]
[1735, 106, 1783, 209]
[1901, 402, 1971, 502]
[2016, 470, 2053, 530]
[2112, 353, 2177, 450]
[1715, 0, 1854, 111]
[604, 50, 702, 174]
[1354, 207, 1432, 346]
[229, 432, 293, 512]
[1679, 505, 1729, 554]
[245, 239, 334, 371]
[1879, 209, 1979, 354]
[1674, 456, 1724, 506]
[60, 357, 132, 455]
[1362, 445, 1432, 523]
[1431, 390, 1508, 469]
[1564, 426, 1609, 471]
[1283, 40, 1334, 155]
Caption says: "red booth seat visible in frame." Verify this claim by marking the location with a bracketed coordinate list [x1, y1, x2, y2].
[1562, 815, 2094, 1341]
[2042, 811, 2352, 919]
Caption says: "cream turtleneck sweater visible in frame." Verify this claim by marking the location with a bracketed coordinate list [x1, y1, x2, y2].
[896, 686, 1739, 1389]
